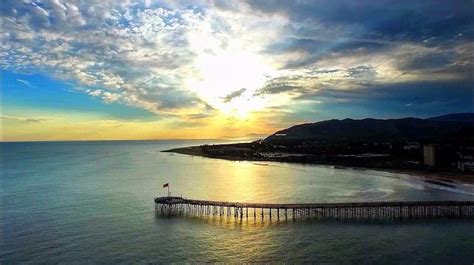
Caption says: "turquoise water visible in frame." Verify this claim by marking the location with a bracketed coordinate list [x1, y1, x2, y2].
[1, 140, 473, 263]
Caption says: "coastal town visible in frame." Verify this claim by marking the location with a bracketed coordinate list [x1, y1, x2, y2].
[165, 114, 474, 179]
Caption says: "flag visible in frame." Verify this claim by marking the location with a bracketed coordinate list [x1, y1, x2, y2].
[163, 183, 169, 188]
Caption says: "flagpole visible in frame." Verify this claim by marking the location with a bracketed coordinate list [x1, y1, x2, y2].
[162, 183, 170, 197]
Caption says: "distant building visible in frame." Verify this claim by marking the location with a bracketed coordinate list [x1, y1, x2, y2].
[457, 161, 474, 172]
[423, 145, 436, 167]
[457, 152, 474, 172]
[403, 144, 420, 151]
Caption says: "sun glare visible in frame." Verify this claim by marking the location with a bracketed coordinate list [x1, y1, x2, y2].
[188, 52, 274, 118]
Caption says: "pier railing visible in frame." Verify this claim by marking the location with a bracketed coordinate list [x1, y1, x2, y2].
[154, 197, 474, 220]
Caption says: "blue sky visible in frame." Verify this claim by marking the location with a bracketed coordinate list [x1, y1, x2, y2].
[1, 0, 473, 140]
[2, 71, 155, 120]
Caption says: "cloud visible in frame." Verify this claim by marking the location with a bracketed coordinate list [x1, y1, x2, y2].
[1, 1, 213, 116]
[254, 64, 378, 99]
[266, 37, 390, 69]
[398, 51, 454, 71]
[222, 88, 246, 102]
[245, 1, 474, 42]
[247, 0, 473, 84]
[1, 0, 473, 126]
[1, 1, 288, 119]
[16, 78, 36, 88]
[293, 80, 473, 110]
[1, 115, 53, 123]
[186, 113, 210, 119]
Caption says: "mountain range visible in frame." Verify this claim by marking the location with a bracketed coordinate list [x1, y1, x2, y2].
[265, 113, 474, 144]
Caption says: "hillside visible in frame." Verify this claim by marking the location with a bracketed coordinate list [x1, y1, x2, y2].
[164, 113, 474, 175]
[265, 113, 474, 144]
[427, 113, 474, 124]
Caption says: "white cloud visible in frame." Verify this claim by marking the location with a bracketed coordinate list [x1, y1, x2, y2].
[1, 1, 289, 119]
[0, 115, 53, 123]
[16, 78, 36, 88]
[2, 0, 471, 121]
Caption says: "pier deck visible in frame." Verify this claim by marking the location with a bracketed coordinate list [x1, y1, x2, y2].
[155, 197, 474, 220]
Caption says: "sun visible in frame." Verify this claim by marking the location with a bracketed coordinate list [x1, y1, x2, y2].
[187, 51, 274, 118]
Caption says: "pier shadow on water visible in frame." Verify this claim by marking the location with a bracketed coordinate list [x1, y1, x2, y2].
[154, 210, 474, 227]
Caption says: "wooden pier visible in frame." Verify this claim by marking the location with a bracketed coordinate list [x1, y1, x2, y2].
[155, 197, 474, 221]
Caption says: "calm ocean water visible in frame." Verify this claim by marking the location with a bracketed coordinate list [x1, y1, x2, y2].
[1, 140, 473, 263]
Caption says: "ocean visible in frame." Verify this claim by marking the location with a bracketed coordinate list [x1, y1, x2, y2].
[1, 140, 473, 263]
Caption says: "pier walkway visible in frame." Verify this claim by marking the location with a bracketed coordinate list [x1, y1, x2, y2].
[155, 197, 474, 220]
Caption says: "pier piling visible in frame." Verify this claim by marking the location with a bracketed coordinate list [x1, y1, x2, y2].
[155, 197, 474, 221]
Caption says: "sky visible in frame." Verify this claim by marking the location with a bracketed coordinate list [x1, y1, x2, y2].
[1, 0, 473, 141]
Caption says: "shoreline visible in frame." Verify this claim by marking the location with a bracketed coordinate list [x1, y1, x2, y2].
[163, 146, 474, 184]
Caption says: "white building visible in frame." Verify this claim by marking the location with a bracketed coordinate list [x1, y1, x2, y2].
[423, 145, 436, 167]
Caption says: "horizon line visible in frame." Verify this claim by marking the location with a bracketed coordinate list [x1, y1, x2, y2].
[0, 137, 265, 144]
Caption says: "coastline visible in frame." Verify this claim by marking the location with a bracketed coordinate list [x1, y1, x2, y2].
[163, 146, 474, 184]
